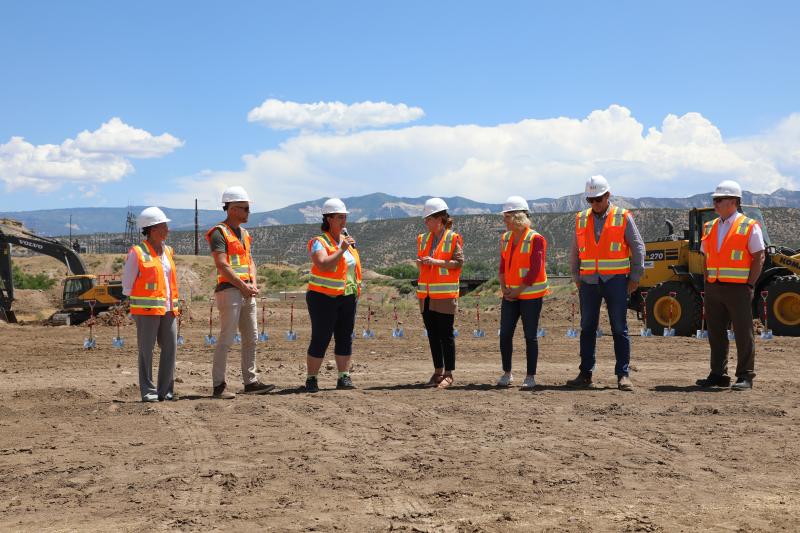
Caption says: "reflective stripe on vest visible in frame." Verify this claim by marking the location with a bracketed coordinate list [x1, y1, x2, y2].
[575, 206, 631, 276]
[703, 215, 756, 283]
[501, 228, 549, 300]
[417, 229, 462, 299]
[307, 232, 362, 297]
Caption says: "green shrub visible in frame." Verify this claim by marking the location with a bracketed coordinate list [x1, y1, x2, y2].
[257, 265, 308, 290]
[11, 265, 57, 290]
[376, 263, 418, 279]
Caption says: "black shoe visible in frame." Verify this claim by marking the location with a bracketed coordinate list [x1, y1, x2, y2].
[212, 382, 236, 399]
[305, 376, 319, 393]
[695, 374, 731, 388]
[731, 377, 752, 391]
[566, 371, 594, 389]
[336, 375, 355, 390]
[243, 381, 276, 395]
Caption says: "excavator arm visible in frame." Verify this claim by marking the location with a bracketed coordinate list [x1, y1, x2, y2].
[0, 220, 87, 323]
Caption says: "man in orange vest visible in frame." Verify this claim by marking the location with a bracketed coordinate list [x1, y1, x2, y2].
[696, 180, 764, 390]
[206, 186, 275, 399]
[568, 175, 645, 391]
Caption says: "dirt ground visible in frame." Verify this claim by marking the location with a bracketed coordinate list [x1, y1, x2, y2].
[1, 292, 799, 532]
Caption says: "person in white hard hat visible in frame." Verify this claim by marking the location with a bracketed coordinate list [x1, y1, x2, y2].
[416, 198, 464, 389]
[496, 196, 549, 389]
[567, 175, 645, 391]
[122, 207, 181, 402]
[205, 186, 275, 399]
[696, 180, 764, 390]
[303, 197, 363, 392]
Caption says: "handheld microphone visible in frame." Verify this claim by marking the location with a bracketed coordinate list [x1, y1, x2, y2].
[342, 227, 356, 249]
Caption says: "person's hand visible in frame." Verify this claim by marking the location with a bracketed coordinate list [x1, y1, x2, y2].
[504, 286, 522, 301]
[239, 282, 258, 298]
[339, 236, 352, 251]
[627, 279, 639, 295]
[421, 256, 436, 266]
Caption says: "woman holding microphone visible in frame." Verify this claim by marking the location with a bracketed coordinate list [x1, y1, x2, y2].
[122, 207, 181, 402]
[417, 198, 464, 389]
[304, 198, 362, 393]
[497, 196, 549, 389]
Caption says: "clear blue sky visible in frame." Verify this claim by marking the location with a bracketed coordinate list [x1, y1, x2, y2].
[2, 0, 799, 212]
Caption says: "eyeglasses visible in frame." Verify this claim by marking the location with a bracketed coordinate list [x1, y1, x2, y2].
[713, 197, 734, 203]
[586, 196, 605, 203]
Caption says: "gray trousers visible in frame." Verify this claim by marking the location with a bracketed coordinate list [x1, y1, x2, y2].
[705, 282, 756, 379]
[134, 313, 177, 399]
[212, 288, 258, 387]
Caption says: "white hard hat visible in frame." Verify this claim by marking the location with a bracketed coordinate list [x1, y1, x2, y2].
[585, 175, 610, 198]
[322, 198, 349, 215]
[423, 198, 449, 218]
[137, 207, 170, 229]
[712, 180, 743, 198]
[502, 195, 529, 213]
[221, 185, 251, 205]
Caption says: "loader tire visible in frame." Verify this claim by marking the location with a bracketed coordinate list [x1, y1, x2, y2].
[763, 275, 800, 336]
[644, 281, 702, 336]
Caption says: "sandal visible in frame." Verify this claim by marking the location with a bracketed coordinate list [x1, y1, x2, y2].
[437, 375, 454, 389]
[425, 373, 445, 388]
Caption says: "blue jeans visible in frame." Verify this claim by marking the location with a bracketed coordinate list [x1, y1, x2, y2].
[499, 298, 543, 375]
[579, 275, 630, 377]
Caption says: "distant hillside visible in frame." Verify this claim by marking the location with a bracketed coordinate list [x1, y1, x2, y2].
[159, 207, 800, 274]
[3, 189, 800, 236]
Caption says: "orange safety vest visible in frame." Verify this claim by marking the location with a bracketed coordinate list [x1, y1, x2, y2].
[416, 229, 462, 299]
[205, 223, 253, 284]
[702, 213, 757, 283]
[129, 241, 180, 316]
[500, 228, 549, 299]
[307, 232, 362, 297]
[576, 206, 631, 276]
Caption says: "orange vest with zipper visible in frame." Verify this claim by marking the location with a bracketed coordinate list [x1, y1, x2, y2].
[129, 241, 180, 316]
[501, 228, 549, 299]
[702, 213, 757, 283]
[205, 223, 253, 284]
[307, 232, 362, 297]
[416, 229, 462, 299]
[575, 206, 631, 276]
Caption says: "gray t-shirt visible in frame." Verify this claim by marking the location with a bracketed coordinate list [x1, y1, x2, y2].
[208, 225, 244, 292]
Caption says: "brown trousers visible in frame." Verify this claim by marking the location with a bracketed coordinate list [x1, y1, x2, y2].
[704, 282, 756, 379]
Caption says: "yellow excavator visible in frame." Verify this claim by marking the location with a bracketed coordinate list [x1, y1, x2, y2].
[0, 218, 123, 324]
[629, 206, 800, 336]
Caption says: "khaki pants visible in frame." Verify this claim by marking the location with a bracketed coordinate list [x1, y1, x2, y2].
[705, 282, 756, 380]
[212, 288, 258, 387]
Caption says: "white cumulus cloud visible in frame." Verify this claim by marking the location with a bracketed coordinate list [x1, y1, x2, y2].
[0, 118, 183, 192]
[247, 99, 425, 132]
[157, 104, 800, 212]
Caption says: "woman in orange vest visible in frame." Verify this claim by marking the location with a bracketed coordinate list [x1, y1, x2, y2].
[304, 198, 362, 393]
[417, 198, 464, 389]
[497, 196, 549, 390]
[122, 207, 181, 402]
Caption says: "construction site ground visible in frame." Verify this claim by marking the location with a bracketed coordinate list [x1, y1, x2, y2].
[2, 277, 799, 532]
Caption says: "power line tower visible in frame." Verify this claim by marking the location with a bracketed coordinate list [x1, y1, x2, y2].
[123, 207, 137, 251]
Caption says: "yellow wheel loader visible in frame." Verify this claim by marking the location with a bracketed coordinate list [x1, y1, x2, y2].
[629, 206, 800, 336]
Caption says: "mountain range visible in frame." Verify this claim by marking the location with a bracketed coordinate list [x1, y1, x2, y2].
[3, 189, 800, 236]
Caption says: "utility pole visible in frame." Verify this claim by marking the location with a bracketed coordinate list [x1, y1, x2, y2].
[194, 198, 199, 255]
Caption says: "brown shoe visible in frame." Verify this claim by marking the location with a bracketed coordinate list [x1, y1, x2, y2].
[212, 382, 236, 399]
[617, 375, 633, 392]
[436, 375, 454, 389]
[425, 373, 444, 388]
[566, 372, 594, 389]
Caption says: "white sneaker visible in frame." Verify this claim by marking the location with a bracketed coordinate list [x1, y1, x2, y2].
[142, 393, 159, 403]
[521, 375, 536, 389]
[496, 373, 514, 387]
